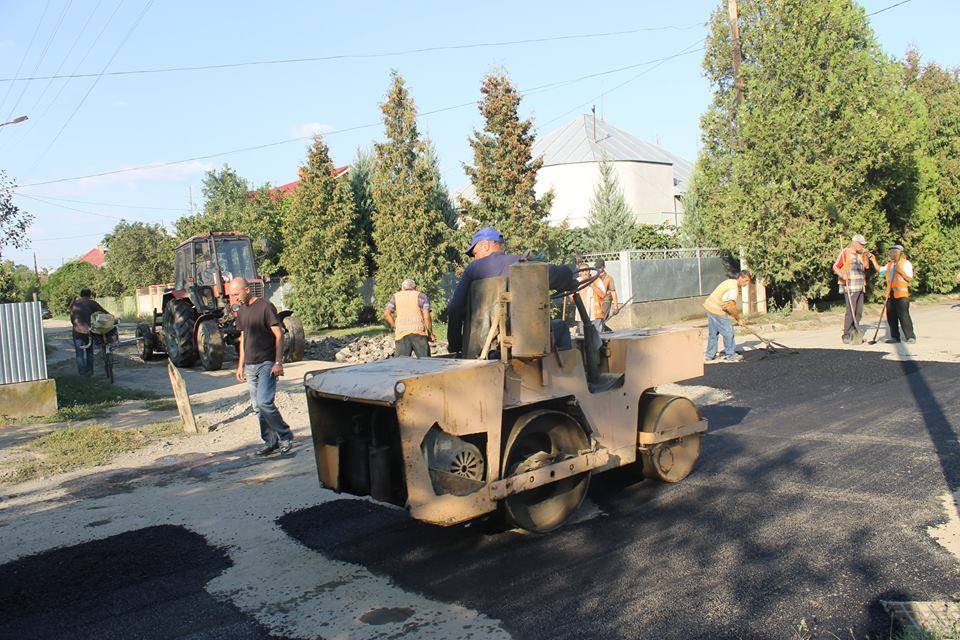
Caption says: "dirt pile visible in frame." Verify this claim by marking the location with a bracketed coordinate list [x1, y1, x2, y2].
[303, 334, 450, 364]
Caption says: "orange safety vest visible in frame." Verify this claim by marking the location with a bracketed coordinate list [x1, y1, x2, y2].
[591, 273, 615, 319]
[393, 289, 426, 340]
[703, 279, 739, 316]
[885, 258, 910, 299]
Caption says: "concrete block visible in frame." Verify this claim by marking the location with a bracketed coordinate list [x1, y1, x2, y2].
[0, 378, 58, 420]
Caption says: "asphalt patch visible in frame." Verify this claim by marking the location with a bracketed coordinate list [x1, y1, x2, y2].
[0, 525, 293, 640]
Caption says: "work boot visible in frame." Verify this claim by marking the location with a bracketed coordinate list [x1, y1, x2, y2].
[842, 334, 851, 344]
[723, 354, 744, 362]
[704, 354, 717, 363]
[278, 440, 294, 455]
[906, 338, 917, 344]
[885, 339, 901, 344]
[255, 443, 279, 457]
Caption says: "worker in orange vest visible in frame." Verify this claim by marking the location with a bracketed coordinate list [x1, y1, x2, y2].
[878, 244, 915, 344]
[703, 270, 752, 363]
[832, 234, 880, 344]
[590, 259, 619, 333]
[385, 278, 435, 358]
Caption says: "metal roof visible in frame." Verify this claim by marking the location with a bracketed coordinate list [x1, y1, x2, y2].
[532, 115, 693, 193]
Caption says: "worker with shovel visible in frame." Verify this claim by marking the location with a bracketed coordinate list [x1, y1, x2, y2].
[832, 234, 880, 345]
[704, 270, 752, 363]
[878, 244, 916, 344]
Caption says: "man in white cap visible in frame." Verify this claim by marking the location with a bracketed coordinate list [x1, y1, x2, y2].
[385, 278, 435, 357]
[878, 244, 916, 344]
[832, 234, 879, 344]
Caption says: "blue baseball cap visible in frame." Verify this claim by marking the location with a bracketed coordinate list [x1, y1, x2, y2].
[466, 226, 503, 256]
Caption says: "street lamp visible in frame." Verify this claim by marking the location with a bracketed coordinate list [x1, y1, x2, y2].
[0, 115, 28, 128]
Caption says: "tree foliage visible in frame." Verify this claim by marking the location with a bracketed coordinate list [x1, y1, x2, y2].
[349, 146, 377, 271]
[690, 0, 916, 306]
[0, 261, 41, 303]
[282, 136, 367, 328]
[96, 221, 175, 297]
[459, 71, 552, 253]
[371, 70, 451, 315]
[584, 154, 636, 252]
[175, 165, 285, 273]
[0, 170, 32, 259]
[42, 260, 99, 313]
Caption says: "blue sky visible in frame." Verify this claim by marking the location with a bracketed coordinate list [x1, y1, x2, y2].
[1, 0, 957, 270]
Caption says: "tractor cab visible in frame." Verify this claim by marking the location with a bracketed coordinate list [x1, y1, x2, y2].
[173, 232, 261, 309]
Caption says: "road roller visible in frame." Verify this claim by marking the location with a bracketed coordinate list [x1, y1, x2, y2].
[303, 261, 708, 533]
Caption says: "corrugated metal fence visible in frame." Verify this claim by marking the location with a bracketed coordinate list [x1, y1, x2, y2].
[0, 301, 48, 385]
[581, 248, 732, 303]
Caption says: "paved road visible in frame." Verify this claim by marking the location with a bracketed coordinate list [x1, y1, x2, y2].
[2, 316, 959, 639]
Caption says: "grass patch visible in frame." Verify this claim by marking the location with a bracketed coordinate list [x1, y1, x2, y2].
[144, 398, 177, 412]
[2, 374, 155, 425]
[312, 324, 389, 339]
[1, 420, 184, 484]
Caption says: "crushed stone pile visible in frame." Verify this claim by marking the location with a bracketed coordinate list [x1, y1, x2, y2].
[304, 334, 449, 364]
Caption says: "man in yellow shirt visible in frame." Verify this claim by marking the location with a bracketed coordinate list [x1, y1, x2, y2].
[703, 270, 752, 363]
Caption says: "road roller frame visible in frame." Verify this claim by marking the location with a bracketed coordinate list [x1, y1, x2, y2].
[304, 262, 708, 532]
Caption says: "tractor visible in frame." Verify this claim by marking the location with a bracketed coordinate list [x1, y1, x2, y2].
[303, 261, 708, 533]
[136, 231, 305, 371]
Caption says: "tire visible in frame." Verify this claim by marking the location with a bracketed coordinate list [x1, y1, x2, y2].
[136, 323, 155, 361]
[197, 319, 225, 371]
[282, 314, 305, 362]
[104, 345, 114, 384]
[638, 394, 703, 483]
[500, 409, 591, 533]
[162, 298, 198, 367]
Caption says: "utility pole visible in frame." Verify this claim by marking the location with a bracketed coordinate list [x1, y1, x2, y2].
[727, 0, 745, 114]
[591, 104, 597, 141]
[33, 252, 39, 277]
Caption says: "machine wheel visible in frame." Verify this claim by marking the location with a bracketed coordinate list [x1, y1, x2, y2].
[282, 314, 305, 362]
[639, 394, 703, 483]
[501, 409, 591, 533]
[136, 323, 155, 361]
[162, 298, 198, 367]
[197, 319, 225, 371]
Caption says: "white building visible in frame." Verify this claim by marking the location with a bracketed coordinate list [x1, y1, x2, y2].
[457, 115, 693, 229]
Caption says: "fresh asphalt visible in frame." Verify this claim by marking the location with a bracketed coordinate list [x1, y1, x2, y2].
[2, 346, 958, 639]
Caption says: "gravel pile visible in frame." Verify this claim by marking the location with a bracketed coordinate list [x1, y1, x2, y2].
[303, 334, 450, 364]
[302, 336, 350, 361]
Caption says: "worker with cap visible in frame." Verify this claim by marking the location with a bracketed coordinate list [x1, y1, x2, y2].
[832, 234, 880, 344]
[877, 244, 916, 344]
[590, 259, 619, 333]
[703, 270, 752, 363]
[446, 226, 576, 357]
[385, 278, 435, 357]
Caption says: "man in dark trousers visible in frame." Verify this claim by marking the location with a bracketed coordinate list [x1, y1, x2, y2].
[68, 288, 107, 376]
[227, 277, 294, 456]
[446, 227, 575, 356]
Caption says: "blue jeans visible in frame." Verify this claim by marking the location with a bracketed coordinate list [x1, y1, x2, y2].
[705, 312, 736, 359]
[245, 361, 293, 446]
[73, 333, 100, 376]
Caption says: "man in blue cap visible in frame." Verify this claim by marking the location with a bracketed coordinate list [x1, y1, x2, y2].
[446, 226, 575, 356]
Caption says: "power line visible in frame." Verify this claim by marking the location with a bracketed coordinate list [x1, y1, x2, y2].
[18, 44, 707, 188]
[0, 0, 51, 117]
[32, 231, 110, 242]
[14, 193, 184, 211]
[0, 21, 705, 84]
[868, 0, 913, 16]
[16, 192, 151, 221]
[25, 0, 154, 177]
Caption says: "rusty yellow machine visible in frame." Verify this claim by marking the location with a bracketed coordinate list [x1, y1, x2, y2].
[304, 262, 707, 533]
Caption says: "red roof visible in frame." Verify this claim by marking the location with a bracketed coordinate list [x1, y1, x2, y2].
[79, 245, 105, 268]
[271, 165, 349, 196]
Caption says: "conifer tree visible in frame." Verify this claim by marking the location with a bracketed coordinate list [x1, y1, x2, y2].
[282, 136, 366, 327]
[584, 154, 636, 252]
[460, 71, 552, 253]
[689, 0, 915, 308]
[371, 70, 450, 315]
[349, 146, 377, 271]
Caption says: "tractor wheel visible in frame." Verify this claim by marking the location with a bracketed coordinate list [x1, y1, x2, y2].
[282, 314, 305, 362]
[136, 323, 155, 361]
[639, 394, 702, 483]
[162, 298, 198, 367]
[197, 319, 225, 371]
[501, 409, 591, 533]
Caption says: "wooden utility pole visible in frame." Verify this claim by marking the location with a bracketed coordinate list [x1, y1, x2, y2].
[727, 0, 745, 114]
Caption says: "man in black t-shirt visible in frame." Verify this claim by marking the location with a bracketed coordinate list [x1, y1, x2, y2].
[227, 277, 294, 456]
[69, 288, 107, 376]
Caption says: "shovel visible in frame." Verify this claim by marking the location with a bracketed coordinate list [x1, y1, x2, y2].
[725, 310, 798, 354]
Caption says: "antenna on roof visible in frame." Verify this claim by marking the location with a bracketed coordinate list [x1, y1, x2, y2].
[591, 105, 597, 142]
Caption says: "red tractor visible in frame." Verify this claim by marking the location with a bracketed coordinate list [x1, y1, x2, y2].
[136, 231, 305, 370]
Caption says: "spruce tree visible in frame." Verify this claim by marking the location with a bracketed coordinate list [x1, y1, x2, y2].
[371, 70, 450, 315]
[460, 71, 552, 253]
[584, 154, 636, 252]
[689, 0, 916, 308]
[349, 146, 377, 272]
[282, 136, 366, 328]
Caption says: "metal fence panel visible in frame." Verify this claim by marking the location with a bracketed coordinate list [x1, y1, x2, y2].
[0, 302, 48, 385]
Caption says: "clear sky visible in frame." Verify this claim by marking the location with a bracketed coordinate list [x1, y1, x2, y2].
[1, 0, 956, 270]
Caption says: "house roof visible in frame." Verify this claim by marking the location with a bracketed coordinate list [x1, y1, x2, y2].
[531, 115, 693, 193]
[271, 165, 349, 195]
[78, 245, 105, 268]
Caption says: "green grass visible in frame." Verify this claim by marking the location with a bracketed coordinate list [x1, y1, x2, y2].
[893, 627, 957, 640]
[0, 420, 184, 484]
[144, 398, 178, 412]
[312, 324, 389, 339]
[1, 374, 155, 425]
